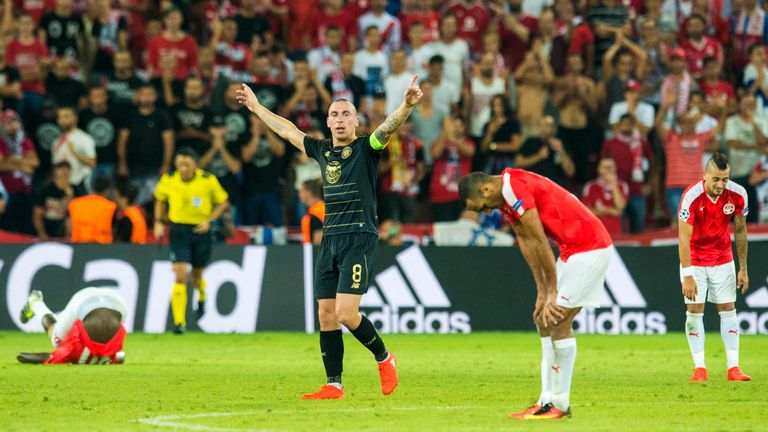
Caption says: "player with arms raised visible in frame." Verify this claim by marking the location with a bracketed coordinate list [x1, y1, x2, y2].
[678, 152, 751, 382]
[236, 76, 423, 399]
[459, 168, 613, 420]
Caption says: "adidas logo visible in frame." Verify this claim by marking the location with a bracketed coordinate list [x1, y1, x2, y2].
[573, 248, 667, 335]
[360, 245, 471, 334]
[740, 277, 768, 334]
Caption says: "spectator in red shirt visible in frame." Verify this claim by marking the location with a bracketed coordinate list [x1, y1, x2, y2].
[442, 0, 490, 53]
[210, 17, 253, 80]
[430, 116, 475, 221]
[699, 56, 736, 117]
[14, 0, 55, 23]
[311, 0, 358, 52]
[581, 157, 628, 236]
[492, 0, 538, 72]
[0, 109, 40, 234]
[601, 114, 654, 233]
[555, 0, 595, 77]
[146, 8, 199, 80]
[379, 120, 425, 223]
[399, 0, 440, 44]
[678, 14, 722, 79]
[5, 13, 50, 119]
[286, 0, 319, 51]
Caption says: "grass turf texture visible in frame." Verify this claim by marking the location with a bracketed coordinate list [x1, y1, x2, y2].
[1, 332, 766, 431]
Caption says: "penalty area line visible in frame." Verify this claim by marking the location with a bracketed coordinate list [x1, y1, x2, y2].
[135, 405, 477, 431]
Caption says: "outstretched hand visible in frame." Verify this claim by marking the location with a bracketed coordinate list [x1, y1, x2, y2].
[235, 83, 259, 112]
[404, 75, 423, 107]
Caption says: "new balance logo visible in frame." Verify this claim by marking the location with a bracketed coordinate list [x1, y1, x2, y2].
[360, 245, 471, 334]
[688, 332, 700, 337]
[573, 248, 667, 335]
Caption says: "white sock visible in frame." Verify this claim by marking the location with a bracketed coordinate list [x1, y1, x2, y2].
[685, 312, 706, 368]
[552, 338, 576, 412]
[31, 300, 54, 320]
[719, 310, 739, 369]
[538, 337, 554, 405]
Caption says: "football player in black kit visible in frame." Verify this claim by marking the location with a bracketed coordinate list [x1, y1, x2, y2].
[237, 76, 423, 399]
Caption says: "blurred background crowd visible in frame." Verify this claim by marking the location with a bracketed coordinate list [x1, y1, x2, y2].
[1, 0, 768, 245]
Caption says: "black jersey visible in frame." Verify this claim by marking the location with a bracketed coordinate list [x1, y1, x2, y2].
[304, 134, 383, 236]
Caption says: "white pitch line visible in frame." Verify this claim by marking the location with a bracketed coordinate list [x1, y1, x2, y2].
[136, 405, 477, 432]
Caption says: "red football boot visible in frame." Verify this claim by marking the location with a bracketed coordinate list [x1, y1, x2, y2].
[523, 403, 572, 420]
[688, 367, 708, 382]
[727, 366, 751, 381]
[378, 353, 398, 395]
[508, 404, 541, 419]
[301, 384, 345, 400]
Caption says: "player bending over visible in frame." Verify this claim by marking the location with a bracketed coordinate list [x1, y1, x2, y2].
[19, 288, 127, 364]
[678, 153, 751, 382]
[459, 168, 614, 420]
[236, 75, 423, 399]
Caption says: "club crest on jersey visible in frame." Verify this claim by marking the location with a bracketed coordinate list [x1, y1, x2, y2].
[723, 203, 735, 215]
[679, 208, 690, 221]
[341, 146, 352, 159]
[326, 161, 341, 184]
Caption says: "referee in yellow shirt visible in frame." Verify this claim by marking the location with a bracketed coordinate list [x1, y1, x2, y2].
[154, 147, 230, 334]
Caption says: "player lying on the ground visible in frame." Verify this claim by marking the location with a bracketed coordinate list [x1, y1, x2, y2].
[459, 168, 614, 420]
[18, 288, 127, 364]
[678, 152, 751, 382]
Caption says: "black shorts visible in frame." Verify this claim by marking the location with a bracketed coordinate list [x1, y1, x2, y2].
[169, 223, 213, 268]
[315, 233, 378, 299]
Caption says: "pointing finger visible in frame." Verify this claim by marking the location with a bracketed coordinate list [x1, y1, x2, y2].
[410, 74, 419, 88]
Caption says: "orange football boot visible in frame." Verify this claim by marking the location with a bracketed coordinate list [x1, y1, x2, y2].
[378, 353, 398, 395]
[689, 367, 708, 382]
[523, 403, 572, 420]
[508, 404, 541, 419]
[727, 366, 751, 381]
[301, 384, 345, 400]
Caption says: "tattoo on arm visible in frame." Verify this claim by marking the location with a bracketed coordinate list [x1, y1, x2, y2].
[374, 107, 411, 144]
[735, 215, 748, 270]
[262, 112, 286, 133]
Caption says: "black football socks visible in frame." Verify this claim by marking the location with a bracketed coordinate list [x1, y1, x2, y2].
[320, 329, 344, 385]
[351, 316, 389, 362]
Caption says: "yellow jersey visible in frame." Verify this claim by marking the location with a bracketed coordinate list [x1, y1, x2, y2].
[154, 169, 229, 225]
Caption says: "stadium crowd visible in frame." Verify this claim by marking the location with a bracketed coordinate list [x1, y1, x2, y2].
[1, 0, 768, 243]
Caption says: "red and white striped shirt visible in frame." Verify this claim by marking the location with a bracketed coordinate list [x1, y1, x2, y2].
[678, 180, 748, 266]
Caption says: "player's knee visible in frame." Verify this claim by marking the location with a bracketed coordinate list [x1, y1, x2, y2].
[335, 308, 358, 328]
[686, 304, 705, 314]
[318, 308, 337, 327]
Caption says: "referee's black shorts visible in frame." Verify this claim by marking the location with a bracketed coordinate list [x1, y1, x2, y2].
[169, 223, 212, 268]
[315, 233, 378, 299]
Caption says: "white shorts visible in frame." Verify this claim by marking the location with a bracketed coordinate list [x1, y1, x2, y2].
[681, 261, 737, 305]
[556, 246, 613, 309]
[52, 288, 128, 347]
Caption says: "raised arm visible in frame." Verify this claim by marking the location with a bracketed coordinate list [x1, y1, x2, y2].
[236, 83, 307, 152]
[511, 208, 563, 327]
[372, 75, 423, 147]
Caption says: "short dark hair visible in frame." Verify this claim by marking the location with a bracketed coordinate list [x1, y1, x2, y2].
[302, 179, 323, 200]
[702, 56, 719, 68]
[458, 172, 491, 205]
[176, 146, 199, 162]
[117, 184, 139, 204]
[364, 25, 379, 36]
[429, 55, 445, 65]
[93, 175, 112, 194]
[707, 152, 729, 171]
[686, 13, 706, 25]
[619, 113, 635, 123]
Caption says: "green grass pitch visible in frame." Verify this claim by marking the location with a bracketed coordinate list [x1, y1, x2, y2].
[1, 331, 766, 431]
